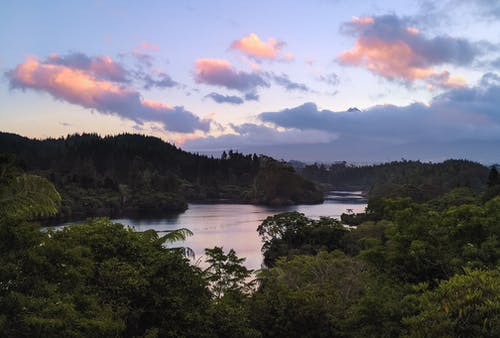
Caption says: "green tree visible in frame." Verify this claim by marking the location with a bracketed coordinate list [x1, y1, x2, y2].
[204, 246, 254, 300]
[488, 166, 499, 187]
[257, 212, 348, 267]
[141, 227, 195, 258]
[0, 155, 60, 222]
[250, 251, 367, 338]
[1, 218, 215, 337]
[404, 269, 500, 337]
[204, 247, 261, 338]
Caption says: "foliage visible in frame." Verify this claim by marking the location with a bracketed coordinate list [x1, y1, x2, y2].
[250, 251, 367, 338]
[255, 158, 323, 205]
[257, 211, 348, 266]
[488, 166, 500, 187]
[0, 132, 321, 221]
[253, 178, 499, 336]
[0, 155, 60, 222]
[204, 246, 255, 300]
[2, 144, 500, 336]
[300, 159, 488, 202]
[0, 217, 219, 337]
[141, 227, 195, 258]
[204, 247, 261, 338]
[404, 269, 500, 337]
[358, 197, 500, 284]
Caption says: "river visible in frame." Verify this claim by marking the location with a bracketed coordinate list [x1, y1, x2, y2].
[111, 191, 367, 270]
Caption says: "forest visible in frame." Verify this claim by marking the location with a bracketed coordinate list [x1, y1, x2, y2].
[299, 159, 490, 200]
[1, 140, 499, 336]
[0, 132, 323, 220]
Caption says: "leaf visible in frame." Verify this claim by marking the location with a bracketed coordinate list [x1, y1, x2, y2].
[0, 174, 61, 221]
[158, 228, 193, 244]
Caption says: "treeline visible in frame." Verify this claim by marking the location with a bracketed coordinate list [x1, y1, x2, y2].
[0, 132, 322, 220]
[300, 159, 490, 202]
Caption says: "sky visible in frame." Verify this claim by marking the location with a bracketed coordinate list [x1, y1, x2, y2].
[1, 0, 500, 163]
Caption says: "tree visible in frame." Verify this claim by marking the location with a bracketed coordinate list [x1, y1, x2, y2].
[204, 246, 254, 300]
[257, 212, 348, 267]
[488, 166, 499, 187]
[203, 247, 261, 338]
[141, 228, 195, 258]
[0, 218, 215, 337]
[0, 155, 60, 222]
[404, 269, 500, 337]
[250, 251, 367, 338]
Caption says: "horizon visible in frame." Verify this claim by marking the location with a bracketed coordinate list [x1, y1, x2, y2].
[3, 130, 498, 167]
[1, 1, 500, 163]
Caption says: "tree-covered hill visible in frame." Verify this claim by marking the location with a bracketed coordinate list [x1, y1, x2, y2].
[0, 132, 322, 220]
[300, 159, 490, 202]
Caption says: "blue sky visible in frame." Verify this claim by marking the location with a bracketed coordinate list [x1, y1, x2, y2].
[1, 0, 500, 163]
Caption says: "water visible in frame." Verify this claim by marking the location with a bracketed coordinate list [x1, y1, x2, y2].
[112, 191, 367, 270]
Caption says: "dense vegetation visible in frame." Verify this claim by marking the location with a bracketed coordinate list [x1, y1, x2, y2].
[248, 164, 500, 337]
[299, 159, 489, 201]
[0, 132, 322, 220]
[2, 146, 499, 336]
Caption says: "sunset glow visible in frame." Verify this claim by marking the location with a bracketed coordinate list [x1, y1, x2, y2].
[1, 1, 499, 162]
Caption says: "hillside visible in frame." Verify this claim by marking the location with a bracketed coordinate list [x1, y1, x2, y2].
[299, 160, 489, 202]
[0, 132, 323, 220]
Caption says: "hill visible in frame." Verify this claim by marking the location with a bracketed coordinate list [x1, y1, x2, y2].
[299, 159, 489, 202]
[0, 132, 323, 220]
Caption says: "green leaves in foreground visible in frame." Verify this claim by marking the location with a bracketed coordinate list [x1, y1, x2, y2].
[0, 218, 213, 337]
[0, 173, 61, 222]
[405, 269, 500, 337]
[141, 227, 195, 258]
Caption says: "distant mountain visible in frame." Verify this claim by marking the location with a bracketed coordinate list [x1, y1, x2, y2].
[347, 107, 361, 112]
[0, 132, 323, 221]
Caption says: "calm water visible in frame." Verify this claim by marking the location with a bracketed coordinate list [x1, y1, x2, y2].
[112, 191, 367, 270]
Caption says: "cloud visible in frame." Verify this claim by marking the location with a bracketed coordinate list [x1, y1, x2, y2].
[205, 92, 244, 104]
[6, 55, 210, 133]
[491, 57, 500, 69]
[474, 0, 500, 17]
[259, 74, 500, 143]
[318, 73, 340, 87]
[338, 14, 479, 88]
[141, 72, 178, 89]
[138, 41, 160, 52]
[194, 58, 269, 92]
[451, 0, 500, 19]
[184, 123, 336, 151]
[244, 92, 259, 101]
[269, 73, 310, 92]
[230, 33, 292, 61]
[46, 52, 129, 83]
[185, 73, 500, 162]
[122, 48, 178, 90]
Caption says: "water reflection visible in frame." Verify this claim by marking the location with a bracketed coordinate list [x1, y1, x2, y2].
[113, 191, 367, 270]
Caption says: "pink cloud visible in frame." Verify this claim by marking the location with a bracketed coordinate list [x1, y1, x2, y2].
[46, 53, 129, 83]
[231, 33, 282, 58]
[194, 58, 268, 92]
[352, 16, 374, 25]
[230, 33, 293, 61]
[338, 15, 477, 88]
[7, 55, 209, 133]
[139, 41, 159, 52]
